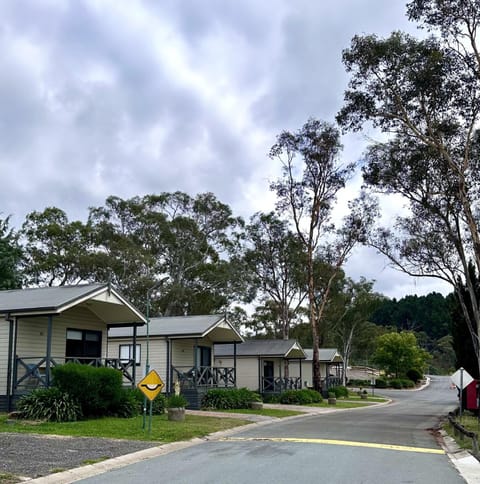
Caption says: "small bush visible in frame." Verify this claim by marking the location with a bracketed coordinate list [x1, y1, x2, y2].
[202, 388, 261, 409]
[330, 386, 349, 398]
[52, 363, 124, 417]
[400, 379, 415, 388]
[389, 379, 403, 389]
[16, 387, 82, 422]
[375, 379, 387, 388]
[406, 369, 423, 383]
[279, 389, 322, 405]
[130, 388, 166, 415]
[167, 394, 188, 408]
[262, 393, 281, 404]
[347, 379, 371, 387]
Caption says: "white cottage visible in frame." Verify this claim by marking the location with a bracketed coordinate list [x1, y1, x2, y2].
[0, 284, 146, 412]
[108, 314, 244, 408]
[214, 339, 306, 394]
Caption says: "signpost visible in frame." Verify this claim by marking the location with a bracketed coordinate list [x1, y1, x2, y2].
[138, 369, 164, 434]
[451, 367, 474, 419]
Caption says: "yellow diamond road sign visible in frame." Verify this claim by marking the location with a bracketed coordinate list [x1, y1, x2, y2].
[138, 369, 164, 401]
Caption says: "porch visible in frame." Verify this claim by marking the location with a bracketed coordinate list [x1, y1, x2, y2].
[261, 376, 302, 393]
[13, 356, 137, 394]
[172, 365, 236, 390]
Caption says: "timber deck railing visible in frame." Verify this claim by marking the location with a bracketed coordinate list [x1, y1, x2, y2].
[13, 356, 136, 393]
[262, 376, 302, 393]
[172, 366, 236, 390]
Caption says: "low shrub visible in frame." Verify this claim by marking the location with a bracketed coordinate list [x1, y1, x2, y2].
[406, 369, 423, 383]
[279, 389, 322, 405]
[130, 388, 166, 415]
[201, 388, 262, 409]
[167, 394, 188, 408]
[375, 378, 387, 388]
[400, 379, 415, 388]
[16, 387, 82, 422]
[347, 379, 371, 387]
[330, 386, 349, 398]
[389, 379, 403, 389]
[52, 363, 124, 417]
[262, 393, 281, 404]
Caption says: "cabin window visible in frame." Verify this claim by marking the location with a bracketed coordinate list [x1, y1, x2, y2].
[196, 346, 212, 367]
[66, 329, 102, 360]
[119, 344, 141, 365]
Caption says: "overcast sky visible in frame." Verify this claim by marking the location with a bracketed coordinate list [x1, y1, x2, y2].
[0, 0, 451, 299]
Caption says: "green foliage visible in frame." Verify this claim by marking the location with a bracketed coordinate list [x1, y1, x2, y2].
[406, 368, 423, 383]
[128, 388, 166, 415]
[373, 331, 431, 378]
[279, 389, 322, 405]
[16, 387, 82, 422]
[201, 388, 261, 409]
[347, 379, 372, 387]
[330, 386, 349, 398]
[389, 379, 403, 389]
[167, 394, 188, 408]
[375, 378, 387, 388]
[0, 216, 22, 290]
[52, 363, 124, 417]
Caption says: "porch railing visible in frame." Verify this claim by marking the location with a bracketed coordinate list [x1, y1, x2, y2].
[172, 366, 236, 390]
[262, 376, 302, 393]
[13, 356, 136, 393]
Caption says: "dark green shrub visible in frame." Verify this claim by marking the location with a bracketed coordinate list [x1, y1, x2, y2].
[16, 387, 82, 422]
[279, 389, 322, 405]
[130, 388, 166, 415]
[400, 379, 415, 388]
[406, 369, 423, 383]
[262, 393, 281, 403]
[330, 386, 349, 398]
[202, 388, 262, 409]
[389, 379, 403, 389]
[347, 379, 371, 387]
[52, 363, 124, 417]
[167, 394, 188, 408]
[375, 378, 387, 388]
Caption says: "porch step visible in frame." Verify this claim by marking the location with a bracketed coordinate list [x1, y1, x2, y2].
[182, 388, 209, 410]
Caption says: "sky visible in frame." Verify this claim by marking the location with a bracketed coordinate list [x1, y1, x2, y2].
[0, 0, 452, 300]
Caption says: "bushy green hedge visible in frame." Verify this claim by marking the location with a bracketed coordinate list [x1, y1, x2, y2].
[347, 379, 372, 387]
[129, 388, 166, 415]
[202, 388, 262, 409]
[279, 389, 322, 405]
[375, 378, 387, 388]
[330, 386, 349, 398]
[406, 369, 423, 383]
[16, 387, 82, 422]
[52, 363, 124, 417]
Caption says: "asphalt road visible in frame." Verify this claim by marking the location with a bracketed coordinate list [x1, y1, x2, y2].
[77, 376, 467, 484]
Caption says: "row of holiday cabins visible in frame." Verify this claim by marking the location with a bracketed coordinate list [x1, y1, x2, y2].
[0, 283, 344, 411]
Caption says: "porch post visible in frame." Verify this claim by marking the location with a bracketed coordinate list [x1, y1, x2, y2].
[132, 324, 137, 387]
[194, 338, 199, 387]
[233, 342, 237, 388]
[258, 357, 261, 393]
[6, 315, 14, 411]
[166, 339, 170, 393]
[299, 358, 302, 389]
[46, 315, 53, 386]
[279, 360, 282, 392]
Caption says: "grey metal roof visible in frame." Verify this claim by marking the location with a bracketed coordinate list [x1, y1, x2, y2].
[0, 283, 146, 324]
[109, 314, 243, 341]
[0, 283, 107, 314]
[215, 339, 306, 359]
[304, 348, 343, 362]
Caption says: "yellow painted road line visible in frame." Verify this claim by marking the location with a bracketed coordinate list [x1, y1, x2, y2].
[222, 437, 444, 455]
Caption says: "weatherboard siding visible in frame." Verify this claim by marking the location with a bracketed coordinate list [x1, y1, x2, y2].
[15, 306, 108, 360]
[0, 321, 9, 396]
[107, 336, 168, 388]
[215, 356, 259, 390]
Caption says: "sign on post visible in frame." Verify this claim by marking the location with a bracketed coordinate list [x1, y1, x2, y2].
[138, 369, 164, 401]
[451, 368, 473, 390]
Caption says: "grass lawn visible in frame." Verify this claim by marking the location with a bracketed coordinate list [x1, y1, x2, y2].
[444, 415, 480, 452]
[0, 413, 250, 443]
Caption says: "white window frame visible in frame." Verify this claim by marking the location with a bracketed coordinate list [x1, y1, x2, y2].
[119, 344, 141, 366]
